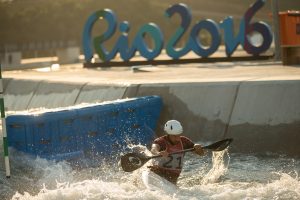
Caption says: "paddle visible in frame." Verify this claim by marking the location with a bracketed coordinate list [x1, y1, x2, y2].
[121, 138, 233, 172]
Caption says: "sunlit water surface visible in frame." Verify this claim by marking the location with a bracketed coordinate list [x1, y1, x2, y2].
[1, 140, 299, 200]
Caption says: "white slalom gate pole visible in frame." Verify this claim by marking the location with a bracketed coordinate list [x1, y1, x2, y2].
[0, 64, 10, 178]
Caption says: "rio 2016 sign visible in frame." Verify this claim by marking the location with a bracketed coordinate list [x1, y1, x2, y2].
[83, 0, 272, 63]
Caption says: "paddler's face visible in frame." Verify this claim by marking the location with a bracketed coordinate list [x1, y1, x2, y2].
[168, 135, 181, 144]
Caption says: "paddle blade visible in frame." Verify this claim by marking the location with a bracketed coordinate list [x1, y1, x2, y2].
[120, 152, 150, 172]
[203, 138, 233, 151]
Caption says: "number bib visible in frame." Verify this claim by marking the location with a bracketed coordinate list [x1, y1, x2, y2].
[154, 140, 184, 172]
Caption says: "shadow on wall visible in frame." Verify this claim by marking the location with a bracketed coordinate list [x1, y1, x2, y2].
[132, 86, 227, 142]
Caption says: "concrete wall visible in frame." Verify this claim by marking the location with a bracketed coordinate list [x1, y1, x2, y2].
[4, 78, 300, 156]
[75, 83, 127, 104]
[3, 79, 128, 111]
[1, 51, 22, 70]
[4, 79, 40, 111]
[56, 47, 80, 64]
[134, 83, 239, 142]
[134, 81, 300, 155]
[227, 80, 300, 155]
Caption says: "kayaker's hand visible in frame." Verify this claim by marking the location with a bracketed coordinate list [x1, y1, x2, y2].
[194, 144, 205, 156]
[159, 150, 169, 157]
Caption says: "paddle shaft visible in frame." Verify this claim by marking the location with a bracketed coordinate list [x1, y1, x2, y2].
[147, 138, 232, 159]
[148, 144, 217, 159]
[121, 138, 232, 172]
[149, 147, 195, 159]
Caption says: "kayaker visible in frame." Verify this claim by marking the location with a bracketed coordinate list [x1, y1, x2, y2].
[148, 119, 205, 185]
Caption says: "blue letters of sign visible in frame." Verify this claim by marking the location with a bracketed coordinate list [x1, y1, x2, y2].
[83, 0, 272, 62]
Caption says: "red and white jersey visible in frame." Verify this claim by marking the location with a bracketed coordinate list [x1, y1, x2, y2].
[152, 135, 194, 173]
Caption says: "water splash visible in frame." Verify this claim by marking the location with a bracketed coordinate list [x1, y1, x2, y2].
[2, 142, 300, 200]
[179, 148, 230, 187]
[201, 148, 230, 184]
[11, 179, 142, 200]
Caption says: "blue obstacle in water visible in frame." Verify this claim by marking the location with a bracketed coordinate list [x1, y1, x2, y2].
[6, 96, 162, 161]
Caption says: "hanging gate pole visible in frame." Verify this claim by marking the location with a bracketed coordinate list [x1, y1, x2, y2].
[0, 64, 10, 178]
[271, 0, 281, 61]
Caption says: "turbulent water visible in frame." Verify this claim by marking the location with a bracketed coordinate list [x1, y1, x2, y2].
[1, 139, 300, 200]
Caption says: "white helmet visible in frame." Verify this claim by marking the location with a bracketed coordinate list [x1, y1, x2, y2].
[164, 120, 183, 135]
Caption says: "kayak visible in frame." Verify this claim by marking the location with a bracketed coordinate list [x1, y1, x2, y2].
[141, 169, 178, 192]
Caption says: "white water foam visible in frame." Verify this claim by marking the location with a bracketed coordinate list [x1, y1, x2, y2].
[1, 141, 300, 200]
[201, 149, 230, 184]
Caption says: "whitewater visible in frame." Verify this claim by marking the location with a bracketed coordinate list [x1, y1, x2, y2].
[1, 133, 300, 200]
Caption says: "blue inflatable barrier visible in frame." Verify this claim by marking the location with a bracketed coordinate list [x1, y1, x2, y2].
[6, 96, 162, 160]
